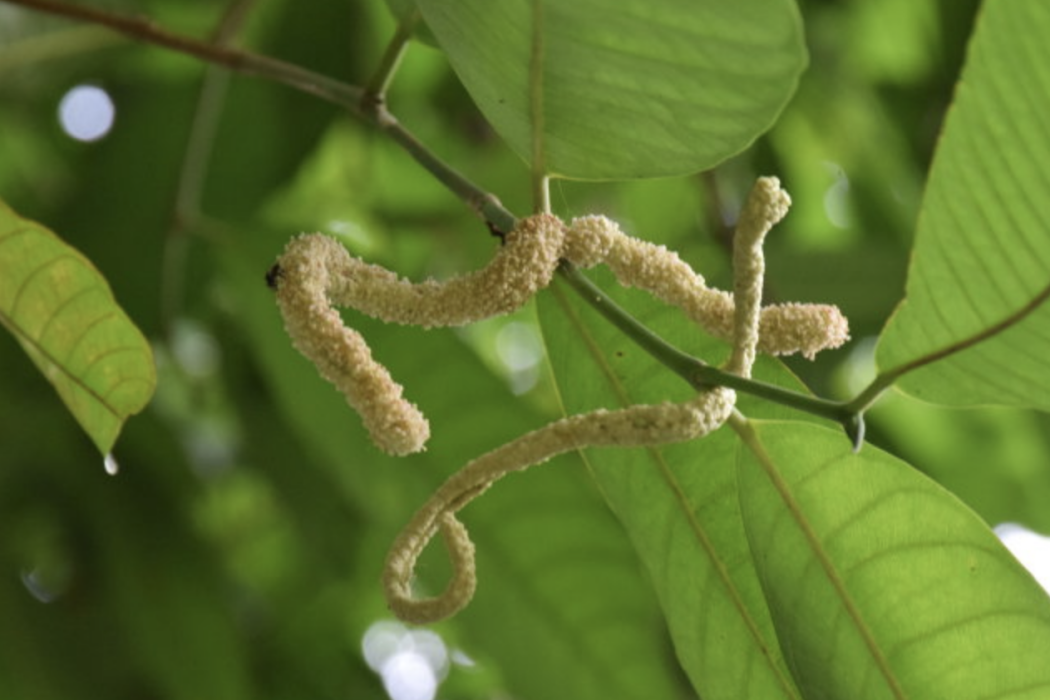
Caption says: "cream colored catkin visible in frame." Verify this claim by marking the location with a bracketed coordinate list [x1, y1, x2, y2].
[274, 195, 848, 456]
[727, 176, 790, 376]
[273, 215, 566, 455]
[273, 176, 855, 624]
[383, 388, 736, 624]
[566, 209, 849, 360]
[380, 175, 831, 624]
[324, 214, 566, 328]
[274, 234, 430, 456]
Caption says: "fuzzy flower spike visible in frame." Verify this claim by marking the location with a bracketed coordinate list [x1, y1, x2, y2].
[272, 178, 851, 621]
[273, 234, 430, 456]
[380, 177, 811, 624]
[272, 187, 847, 456]
[565, 193, 849, 360]
[272, 215, 566, 455]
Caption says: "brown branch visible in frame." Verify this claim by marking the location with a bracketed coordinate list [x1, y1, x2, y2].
[3, 0, 363, 109]
[5, 0, 518, 231]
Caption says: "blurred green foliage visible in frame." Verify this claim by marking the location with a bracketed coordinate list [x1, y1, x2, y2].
[1, 1, 1048, 699]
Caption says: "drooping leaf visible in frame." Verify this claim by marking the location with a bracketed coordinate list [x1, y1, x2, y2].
[217, 226, 682, 700]
[736, 420, 1050, 700]
[875, 1, 1050, 410]
[538, 267, 829, 700]
[0, 201, 155, 455]
[416, 0, 806, 180]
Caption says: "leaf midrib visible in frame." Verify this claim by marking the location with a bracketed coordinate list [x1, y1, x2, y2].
[735, 422, 907, 700]
[548, 282, 800, 699]
[0, 307, 132, 418]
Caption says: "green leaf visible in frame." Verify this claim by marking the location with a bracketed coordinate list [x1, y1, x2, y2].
[416, 0, 806, 180]
[383, 0, 417, 22]
[538, 268, 820, 700]
[382, 0, 438, 47]
[217, 227, 681, 700]
[875, 1, 1050, 410]
[0, 201, 155, 455]
[736, 420, 1050, 700]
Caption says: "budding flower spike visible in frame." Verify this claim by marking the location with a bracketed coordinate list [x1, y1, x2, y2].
[272, 234, 431, 456]
[271, 182, 847, 455]
[566, 206, 849, 360]
[270, 176, 852, 622]
[271, 216, 565, 455]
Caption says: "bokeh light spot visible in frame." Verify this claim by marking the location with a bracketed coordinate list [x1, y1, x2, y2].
[363, 621, 450, 700]
[58, 85, 115, 142]
[995, 523, 1050, 595]
[495, 321, 544, 394]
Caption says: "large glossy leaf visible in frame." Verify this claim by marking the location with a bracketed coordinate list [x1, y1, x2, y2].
[538, 267, 832, 700]
[416, 0, 806, 180]
[217, 228, 681, 700]
[875, 1, 1050, 409]
[737, 420, 1050, 700]
[0, 201, 155, 455]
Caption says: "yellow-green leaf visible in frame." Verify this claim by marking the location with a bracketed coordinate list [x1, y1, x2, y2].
[737, 420, 1050, 700]
[875, 1, 1050, 409]
[0, 201, 155, 454]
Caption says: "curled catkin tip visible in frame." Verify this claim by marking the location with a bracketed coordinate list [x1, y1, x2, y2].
[381, 387, 736, 624]
[274, 234, 430, 455]
[384, 513, 477, 624]
[741, 177, 791, 242]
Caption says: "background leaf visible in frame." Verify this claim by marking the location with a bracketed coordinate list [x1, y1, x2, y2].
[0, 200, 155, 454]
[737, 420, 1050, 699]
[875, 0, 1050, 410]
[416, 0, 806, 179]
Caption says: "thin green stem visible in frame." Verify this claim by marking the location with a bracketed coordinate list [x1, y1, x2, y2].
[845, 277, 1050, 416]
[173, 0, 259, 222]
[528, 0, 548, 213]
[361, 10, 420, 110]
[557, 262, 699, 374]
[376, 109, 517, 233]
[844, 373, 895, 415]
[163, 0, 258, 338]
[533, 174, 551, 214]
